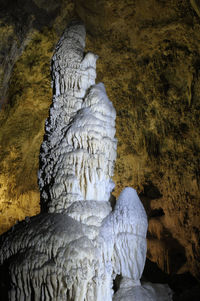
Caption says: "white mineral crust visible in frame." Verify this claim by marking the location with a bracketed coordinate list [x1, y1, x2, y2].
[0, 20, 173, 301]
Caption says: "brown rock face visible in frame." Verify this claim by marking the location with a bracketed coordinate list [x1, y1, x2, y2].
[0, 0, 199, 284]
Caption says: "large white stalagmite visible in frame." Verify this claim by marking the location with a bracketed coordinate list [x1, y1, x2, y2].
[0, 21, 172, 301]
[38, 21, 116, 214]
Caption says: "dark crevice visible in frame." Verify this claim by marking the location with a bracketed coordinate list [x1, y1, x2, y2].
[142, 182, 163, 199]
[149, 208, 165, 218]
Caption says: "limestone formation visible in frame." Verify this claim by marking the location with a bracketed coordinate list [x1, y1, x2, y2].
[0, 21, 172, 300]
[38, 21, 116, 214]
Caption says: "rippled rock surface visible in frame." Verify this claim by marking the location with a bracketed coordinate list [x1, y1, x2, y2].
[0, 20, 172, 301]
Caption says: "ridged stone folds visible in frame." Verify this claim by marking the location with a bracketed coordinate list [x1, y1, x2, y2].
[0, 21, 172, 301]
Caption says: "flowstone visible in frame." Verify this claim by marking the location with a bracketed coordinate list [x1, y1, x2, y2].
[0, 21, 172, 301]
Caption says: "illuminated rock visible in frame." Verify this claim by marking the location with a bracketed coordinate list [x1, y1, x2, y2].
[0, 20, 117, 301]
[100, 187, 148, 281]
[38, 21, 116, 214]
[113, 278, 173, 301]
[0, 20, 172, 301]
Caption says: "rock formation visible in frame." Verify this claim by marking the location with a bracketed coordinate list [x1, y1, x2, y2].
[1, 3, 200, 292]
[38, 21, 116, 213]
[0, 20, 173, 301]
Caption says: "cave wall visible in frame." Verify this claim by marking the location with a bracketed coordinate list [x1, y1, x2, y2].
[0, 0, 199, 280]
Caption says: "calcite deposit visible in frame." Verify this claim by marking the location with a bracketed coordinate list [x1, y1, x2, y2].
[0, 2, 200, 290]
[38, 21, 116, 213]
[0, 21, 173, 300]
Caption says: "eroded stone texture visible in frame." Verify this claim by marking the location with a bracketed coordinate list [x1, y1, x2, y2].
[0, 20, 117, 301]
[78, 0, 200, 281]
[0, 20, 172, 301]
[38, 21, 116, 214]
[0, 0, 75, 233]
[0, 0, 199, 290]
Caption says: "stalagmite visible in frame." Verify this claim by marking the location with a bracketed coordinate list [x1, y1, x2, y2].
[0, 20, 172, 300]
